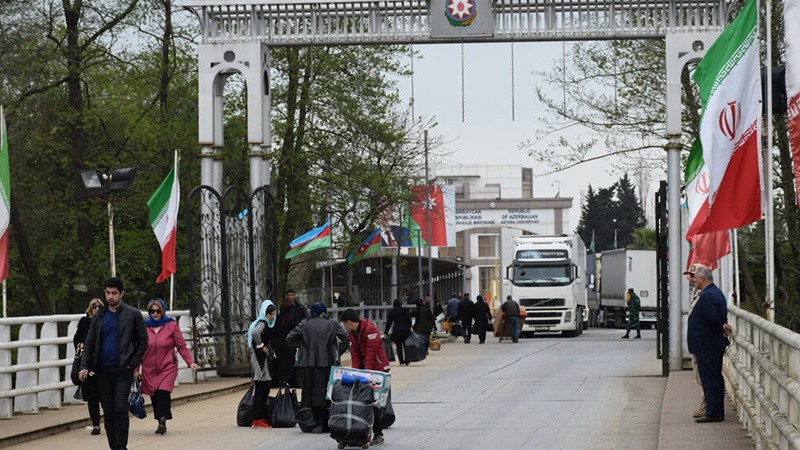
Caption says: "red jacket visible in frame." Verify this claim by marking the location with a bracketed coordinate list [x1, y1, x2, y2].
[138, 321, 195, 395]
[348, 318, 390, 372]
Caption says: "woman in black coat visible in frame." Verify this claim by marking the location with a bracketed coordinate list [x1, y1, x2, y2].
[272, 302, 298, 386]
[472, 295, 493, 344]
[385, 299, 412, 365]
[74, 298, 104, 435]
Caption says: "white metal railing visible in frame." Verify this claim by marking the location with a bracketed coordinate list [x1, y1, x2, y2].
[724, 304, 800, 450]
[0, 310, 203, 420]
[182, 0, 729, 46]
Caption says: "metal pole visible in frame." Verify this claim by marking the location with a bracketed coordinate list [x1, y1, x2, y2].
[764, 0, 775, 322]
[108, 200, 116, 278]
[425, 130, 433, 306]
[417, 229, 423, 301]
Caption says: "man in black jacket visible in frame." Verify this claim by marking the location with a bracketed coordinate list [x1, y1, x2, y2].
[79, 277, 148, 450]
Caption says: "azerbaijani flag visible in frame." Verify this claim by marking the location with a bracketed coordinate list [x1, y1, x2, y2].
[347, 229, 382, 264]
[0, 107, 10, 282]
[285, 220, 332, 259]
[147, 165, 180, 283]
[692, 0, 763, 234]
[786, 0, 800, 206]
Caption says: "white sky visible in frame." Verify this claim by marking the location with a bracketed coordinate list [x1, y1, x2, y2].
[396, 41, 623, 231]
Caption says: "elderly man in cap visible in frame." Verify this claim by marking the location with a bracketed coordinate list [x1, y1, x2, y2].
[684, 264, 732, 423]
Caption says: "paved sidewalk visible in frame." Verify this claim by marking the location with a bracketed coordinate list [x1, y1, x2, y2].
[658, 370, 754, 450]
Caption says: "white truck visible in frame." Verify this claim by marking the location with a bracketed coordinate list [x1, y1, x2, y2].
[505, 235, 588, 337]
[598, 249, 657, 329]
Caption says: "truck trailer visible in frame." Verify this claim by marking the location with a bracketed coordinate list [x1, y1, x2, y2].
[598, 249, 657, 329]
[505, 235, 588, 337]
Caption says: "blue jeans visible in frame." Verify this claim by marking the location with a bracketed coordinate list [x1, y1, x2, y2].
[506, 316, 520, 340]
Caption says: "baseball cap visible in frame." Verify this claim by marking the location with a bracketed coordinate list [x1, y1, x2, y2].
[683, 264, 700, 275]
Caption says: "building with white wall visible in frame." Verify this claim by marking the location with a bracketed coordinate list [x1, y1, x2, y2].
[433, 164, 574, 307]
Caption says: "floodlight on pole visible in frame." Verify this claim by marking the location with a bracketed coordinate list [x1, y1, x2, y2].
[80, 167, 138, 277]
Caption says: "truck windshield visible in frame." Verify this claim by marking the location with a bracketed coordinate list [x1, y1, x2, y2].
[512, 264, 571, 286]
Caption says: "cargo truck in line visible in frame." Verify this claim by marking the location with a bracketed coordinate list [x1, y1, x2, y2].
[505, 235, 588, 337]
[598, 248, 658, 329]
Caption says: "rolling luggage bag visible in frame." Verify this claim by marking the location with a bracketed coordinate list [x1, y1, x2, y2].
[329, 379, 375, 449]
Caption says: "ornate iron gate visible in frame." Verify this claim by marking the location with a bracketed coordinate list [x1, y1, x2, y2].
[187, 185, 278, 375]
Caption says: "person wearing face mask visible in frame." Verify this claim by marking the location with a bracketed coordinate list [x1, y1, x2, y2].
[248, 299, 277, 428]
[136, 298, 198, 435]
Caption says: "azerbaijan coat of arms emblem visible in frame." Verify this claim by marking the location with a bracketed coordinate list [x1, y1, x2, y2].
[445, 0, 477, 27]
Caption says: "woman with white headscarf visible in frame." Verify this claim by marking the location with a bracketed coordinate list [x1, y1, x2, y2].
[248, 299, 277, 428]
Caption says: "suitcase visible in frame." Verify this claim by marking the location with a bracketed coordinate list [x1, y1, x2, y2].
[329, 380, 375, 449]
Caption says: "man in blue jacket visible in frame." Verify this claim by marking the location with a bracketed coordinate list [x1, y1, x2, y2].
[685, 264, 731, 423]
[79, 277, 148, 450]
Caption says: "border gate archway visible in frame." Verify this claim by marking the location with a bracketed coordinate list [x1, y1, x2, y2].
[186, 185, 278, 375]
[184, 0, 732, 371]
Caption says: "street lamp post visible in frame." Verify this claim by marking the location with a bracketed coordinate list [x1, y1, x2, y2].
[80, 168, 138, 277]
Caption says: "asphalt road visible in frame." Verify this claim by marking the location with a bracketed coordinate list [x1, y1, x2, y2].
[10, 327, 665, 450]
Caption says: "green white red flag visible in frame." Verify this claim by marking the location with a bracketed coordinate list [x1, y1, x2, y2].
[691, 0, 763, 235]
[0, 108, 10, 282]
[684, 138, 730, 271]
[786, 0, 800, 205]
[148, 165, 180, 283]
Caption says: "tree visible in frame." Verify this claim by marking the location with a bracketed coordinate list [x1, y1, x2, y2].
[576, 174, 646, 252]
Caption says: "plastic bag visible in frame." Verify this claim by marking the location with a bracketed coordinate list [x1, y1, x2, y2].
[295, 407, 317, 433]
[378, 389, 395, 429]
[382, 338, 395, 362]
[236, 385, 255, 426]
[128, 380, 147, 419]
[403, 332, 427, 363]
[70, 350, 82, 386]
[269, 386, 298, 428]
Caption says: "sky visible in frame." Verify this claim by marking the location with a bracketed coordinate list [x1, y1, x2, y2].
[395, 41, 621, 231]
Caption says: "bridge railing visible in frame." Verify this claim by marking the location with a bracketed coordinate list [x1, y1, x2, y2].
[0, 310, 203, 420]
[0, 303, 397, 420]
[725, 304, 800, 450]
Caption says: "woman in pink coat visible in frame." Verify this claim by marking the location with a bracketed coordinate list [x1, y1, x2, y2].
[136, 298, 198, 435]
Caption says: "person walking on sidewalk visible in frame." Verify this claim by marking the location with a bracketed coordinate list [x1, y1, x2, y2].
[136, 298, 199, 435]
[685, 265, 731, 423]
[341, 309, 390, 446]
[411, 297, 436, 353]
[472, 295, 492, 344]
[79, 277, 148, 450]
[458, 293, 475, 344]
[73, 298, 104, 436]
[385, 299, 412, 365]
[500, 295, 522, 343]
[621, 288, 641, 339]
[248, 299, 277, 428]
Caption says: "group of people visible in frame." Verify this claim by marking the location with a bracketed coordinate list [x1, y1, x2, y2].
[76, 277, 197, 450]
[445, 292, 522, 344]
[246, 292, 391, 446]
[384, 297, 436, 365]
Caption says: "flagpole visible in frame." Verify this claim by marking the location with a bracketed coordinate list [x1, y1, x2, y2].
[2, 280, 5, 318]
[170, 150, 179, 311]
[733, 229, 740, 307]
[425, 130, 433, 307]
[763, 0, 776, 322]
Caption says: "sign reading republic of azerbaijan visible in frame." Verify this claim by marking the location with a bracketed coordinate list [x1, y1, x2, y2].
[430, 0, 494, 39]
[456, 209, 553, 228]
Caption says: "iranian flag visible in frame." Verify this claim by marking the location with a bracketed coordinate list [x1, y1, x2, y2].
[692, 0, 763, 235]
[786, 0, 800, 205]
[0, 108, 10, 282]
[685, 138, 731, 271]
[406, 184, 456, 247]
[148, 164, 180, 283]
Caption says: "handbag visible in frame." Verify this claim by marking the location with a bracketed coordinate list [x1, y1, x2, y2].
[382, 338, 395, 362]
[73, 385, 83, 401]
[268, 386, 298, 428]
[70, 349, 82, 386]
[128, 380, 147, 419]
[378, 388, 395, 429]
[236, 385, 255, 426]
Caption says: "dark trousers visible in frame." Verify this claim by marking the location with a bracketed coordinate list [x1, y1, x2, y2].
[475, 324, 487, 343]
[87, 400, 101, 427]
[96, 365, 134, 450]
[696, 349, 726, 419]
[394, 342, 406, 364]
[372, 405, 383, 436]
[253, 380, 271, 421]
[150, 389, 172, 421]
[461, 318, 473, 342]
